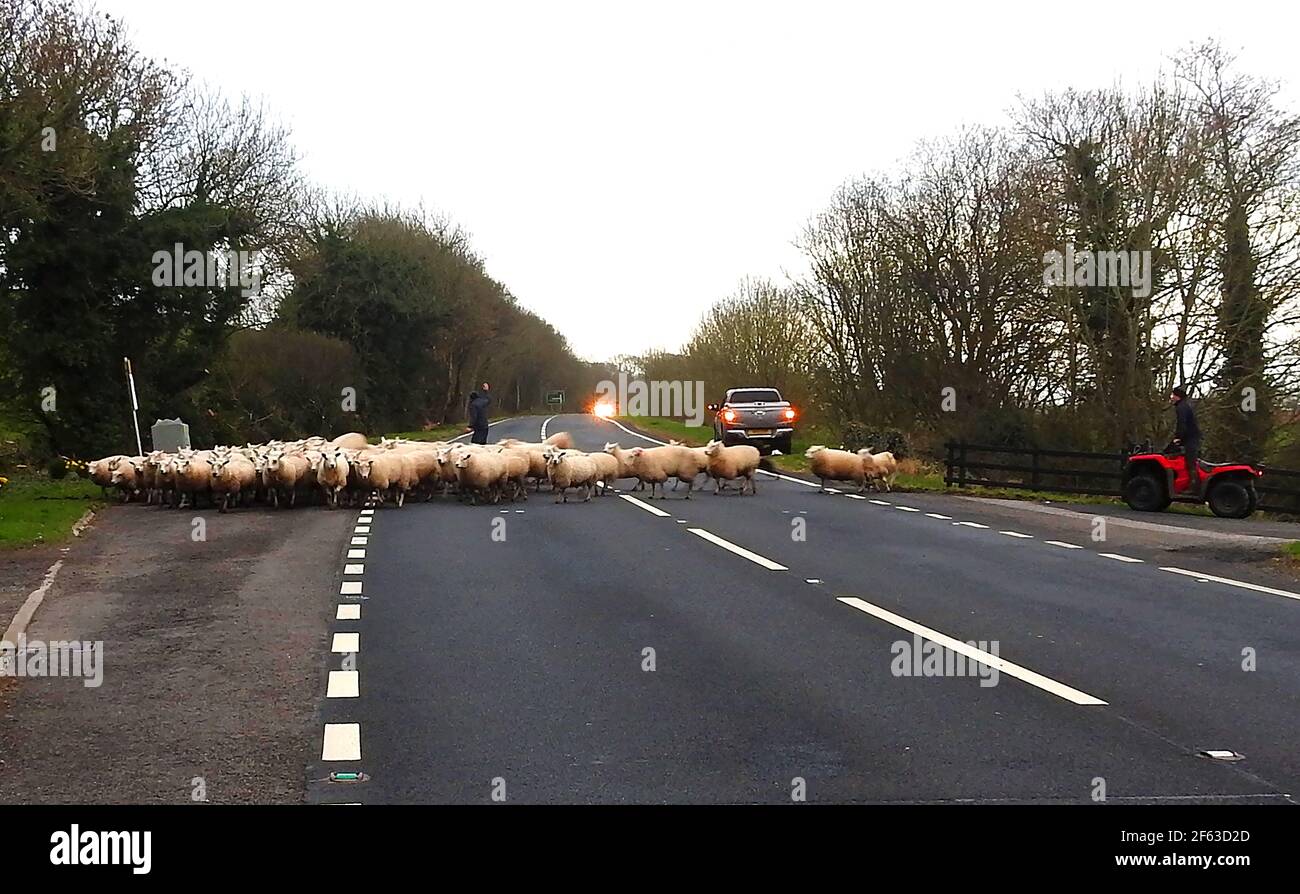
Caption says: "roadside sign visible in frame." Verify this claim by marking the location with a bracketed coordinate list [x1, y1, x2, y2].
[546, 390, 564, 405]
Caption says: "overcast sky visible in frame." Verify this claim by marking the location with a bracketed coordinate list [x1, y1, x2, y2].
[100, 0, 1297, 361]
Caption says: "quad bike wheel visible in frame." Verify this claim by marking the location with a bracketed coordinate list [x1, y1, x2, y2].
[1207, 478, 1257, 519]
[1124, 473, 1170, 512]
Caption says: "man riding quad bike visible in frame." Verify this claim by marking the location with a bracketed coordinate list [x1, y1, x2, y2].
[1122, 388, 1263, 519]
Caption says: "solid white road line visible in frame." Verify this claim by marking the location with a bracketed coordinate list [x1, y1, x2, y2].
[837, 597, 1108, 706]
[322, 723, 361, 761]
[1044, 540, 1083, 550]
[926, 512, 952, 520]
[1160, 567, 1300, 602]
[344, 564, 364, 575]
[351, 537, 368, 546]
[340, 581, 363, 595]
[327, 671, 359, 698]
[1099, 553, 1143, 563]
[347, 549, 365, 559]
[687, 528, 788, 570]
[1, 559, 63, 649]
[331, 632, 359, 653]
[1000, 531, 1033, 539]
[619, 494, 671, 517]
[540, 414, 559, 439]
[336, 604, 361, 620]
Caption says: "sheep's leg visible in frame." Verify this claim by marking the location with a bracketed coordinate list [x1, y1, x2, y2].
[747, 473, 756, 495]
[683, 477, 692, 500]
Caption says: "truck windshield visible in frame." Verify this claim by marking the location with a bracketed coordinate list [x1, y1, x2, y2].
[728, 389, 782, 403]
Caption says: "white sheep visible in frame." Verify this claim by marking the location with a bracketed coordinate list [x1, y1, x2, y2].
[454, 450, 509, 505]
[545, 449, 598, 503]
[805, 445, 870, 493]
[858, 449, 898, 492]
[703, 440, 761, 495]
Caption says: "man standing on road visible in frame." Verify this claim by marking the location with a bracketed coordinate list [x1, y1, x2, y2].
[467, 383, 491, 445]
[1170, 385, 1202, 495]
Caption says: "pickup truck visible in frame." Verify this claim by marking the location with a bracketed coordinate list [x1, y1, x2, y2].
[707, 387, 797, 455]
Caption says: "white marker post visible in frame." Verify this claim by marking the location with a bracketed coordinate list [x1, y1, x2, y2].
[123, 357, 143, 456]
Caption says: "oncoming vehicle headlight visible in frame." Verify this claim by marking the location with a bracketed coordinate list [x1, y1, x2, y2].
[593, 400, 616, 418]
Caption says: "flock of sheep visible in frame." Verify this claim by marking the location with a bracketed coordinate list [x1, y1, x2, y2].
[82, 431, 781, 510]
[83, 432, 900, 511]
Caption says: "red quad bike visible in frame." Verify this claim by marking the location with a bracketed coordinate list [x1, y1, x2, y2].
[1122, 443, 1264, 519]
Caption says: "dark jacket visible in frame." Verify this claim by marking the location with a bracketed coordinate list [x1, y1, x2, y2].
[467, 391, 490, 432]
[1174, 397, 1201, 444]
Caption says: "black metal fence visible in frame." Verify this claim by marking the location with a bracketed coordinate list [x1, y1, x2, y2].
[943, 442, 1300, 515]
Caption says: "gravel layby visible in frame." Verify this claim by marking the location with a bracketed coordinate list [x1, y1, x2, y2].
[0, 503, 351, 803]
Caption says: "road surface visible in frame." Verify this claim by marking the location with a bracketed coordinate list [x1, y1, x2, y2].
[306, 414, 1300, 804]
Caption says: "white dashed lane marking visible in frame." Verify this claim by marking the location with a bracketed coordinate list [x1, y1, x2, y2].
[837, 597, 1108, 706]
[1045, 540, 1083, 550]
[619, 494, 671, 517]
[926, 513, 952, 520]
[322, 723, 361, 761]
[1000, 531, 1033, 539]
[347, 549, 365, 559]
[344, 564, 364, 575]
[340, 581, 363, 595]
[331, 632, 359, 653]
[327, 671, 359, 698]
[1099, 553, 1143, 563]
[869, 499, 892, 506]
[354, 526, 371, 534]
[336, 604, 361, 620]
[895, 506, 920, 512]
[687, 528, 788, 571]
[954, 521, 989, 529]
[351, 537, 368, 545]
[1161, 567, 1300, 602]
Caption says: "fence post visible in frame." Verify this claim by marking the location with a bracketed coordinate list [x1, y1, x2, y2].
[1031, 449, 1040, 490]
[944, 442, 953, 486]
[958, 443, 968, 488]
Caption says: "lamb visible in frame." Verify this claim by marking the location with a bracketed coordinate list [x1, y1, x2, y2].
[173, 454, 212, 509]
[493, 448, 533, 501]
[858, 449, 898, 492]
[545, 449, 598, 503]
[353, 452, 406, 506]
[108, 456, 145, 502]
[453, 450, 509, 505]
[268, 450, 312, 508]
[330, 432, 370, 451]
[628, 445, 698, 499]
[313, 449, 350, 509]
[805, 445, 870, 493]
[703, 440, 761, 495]
[668, 440, 711, 491]
[210, 454, 257, 513]
[586, 451, 620, 495]
[86, 455, 127, 497]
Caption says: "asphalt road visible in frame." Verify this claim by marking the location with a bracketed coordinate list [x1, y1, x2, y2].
[306, 414, 1300, 804]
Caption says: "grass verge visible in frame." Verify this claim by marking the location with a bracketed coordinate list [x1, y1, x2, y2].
[0, 473, 103, 548]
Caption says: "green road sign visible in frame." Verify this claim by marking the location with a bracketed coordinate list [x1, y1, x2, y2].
[546, 390, 564, 405]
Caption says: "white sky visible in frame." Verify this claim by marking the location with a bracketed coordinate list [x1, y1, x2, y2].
[99, 0, 1298, 361]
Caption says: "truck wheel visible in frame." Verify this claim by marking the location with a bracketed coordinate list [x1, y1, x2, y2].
[1124, 473, 1168, 512]
[1207, 479, 1256, 519]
